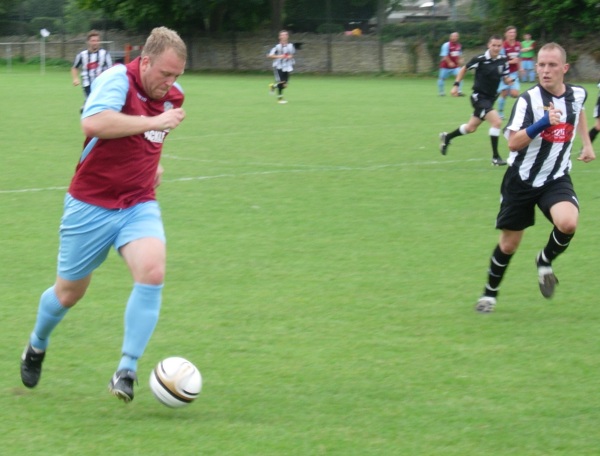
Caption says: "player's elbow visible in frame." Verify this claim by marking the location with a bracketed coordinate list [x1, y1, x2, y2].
[507, 136, 527, 152]
[81, 116, 102, 138]
[506, 130, 523, 151]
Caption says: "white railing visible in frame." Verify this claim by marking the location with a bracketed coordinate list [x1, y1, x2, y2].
[0, 40, 115, 73]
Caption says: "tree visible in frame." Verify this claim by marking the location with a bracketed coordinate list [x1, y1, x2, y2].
[481, 0, 600, 42]
[0, 0, 18, 15]
[285, 0, 378, 32]
[63, 0, 100, 33]
[76, 0, 271, 34]
[270, 0, 286, 33]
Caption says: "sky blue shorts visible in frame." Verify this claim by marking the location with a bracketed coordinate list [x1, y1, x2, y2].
[521, 60, 535, 71]
[438, 67, 460, 80]
[498, 71, 521, 92]
[57, 194, 165, 281]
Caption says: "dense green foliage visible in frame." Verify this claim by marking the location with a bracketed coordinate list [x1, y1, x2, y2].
[285, 0, 377, 32]
[1, 0, 600, 45]
[78, 0, 271, 34]
[492, 0, 600, 41]
[381, 0, 600, 48]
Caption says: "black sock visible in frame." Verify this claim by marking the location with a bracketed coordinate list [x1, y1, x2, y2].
[539, 227, 574, 265]
[590, 127, 599, 142]
[484, 244, 513, 298]
[490, 135, 499, 158]
[446, 127, 463, 142]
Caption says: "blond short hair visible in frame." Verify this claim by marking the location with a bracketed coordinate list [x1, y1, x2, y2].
[539, 42, 567, 63]
[142, 27, 187, 61]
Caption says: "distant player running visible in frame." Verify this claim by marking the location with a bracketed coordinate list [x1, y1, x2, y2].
[584, 80, 600, 153]
[439, 35, 514, 166]
[71, 30, 112, 105]
[497, 26, 522, 119]
[267, 30, 295, 104]
[437, 32, 464, 96]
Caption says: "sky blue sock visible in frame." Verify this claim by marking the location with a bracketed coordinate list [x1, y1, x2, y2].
[31, 286, 69, 351]
[118, 283, 163, 372]
[498, 97, 506, 112]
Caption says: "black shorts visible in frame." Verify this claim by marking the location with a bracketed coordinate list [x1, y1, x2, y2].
[274, 69, 291, 84]
[495, 166, 579, 231]
[594, 94, 600, 118]
[470, 92, 498, 120]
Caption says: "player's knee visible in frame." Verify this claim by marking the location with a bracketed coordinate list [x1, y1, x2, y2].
[55, 287, 86, 308]
[464, 124, 477, 134]
[498, 237, 520, 255]
[139, 263, 166, 285]
[555, 219, 577, 235]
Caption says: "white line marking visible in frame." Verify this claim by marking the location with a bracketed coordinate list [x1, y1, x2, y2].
[0, 185, 68, 194]
[1, 157, 540, 194]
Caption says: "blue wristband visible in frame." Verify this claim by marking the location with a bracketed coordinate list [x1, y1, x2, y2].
[525, 111, 551, 139]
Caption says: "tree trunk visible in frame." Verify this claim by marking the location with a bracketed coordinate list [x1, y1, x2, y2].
[271, 0, 285, 33]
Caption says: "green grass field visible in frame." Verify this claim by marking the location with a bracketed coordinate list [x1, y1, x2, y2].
[2, 65, 600, 455]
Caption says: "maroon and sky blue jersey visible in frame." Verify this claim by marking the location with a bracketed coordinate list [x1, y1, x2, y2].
[69, 57, 184, 209]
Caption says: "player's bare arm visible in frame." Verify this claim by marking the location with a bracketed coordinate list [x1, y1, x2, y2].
[450, 66, 467, 95]
[71, 67, 80, 86]
[503, 75, 516, 86]
[82, 108, 186, 139]
[576, 112, 596, 162]
[508, 102, 561, 151]
[154, 163, 164, 188]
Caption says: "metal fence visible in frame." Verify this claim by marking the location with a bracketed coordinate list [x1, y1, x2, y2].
[0, 39, 117, 72]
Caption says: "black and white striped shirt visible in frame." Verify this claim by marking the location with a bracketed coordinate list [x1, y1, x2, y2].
[505, 84, 587, 187]
[72, 49, 112, 88]
[269, 43, 295, 72]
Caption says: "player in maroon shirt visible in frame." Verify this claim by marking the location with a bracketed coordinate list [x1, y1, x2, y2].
[437, 32, 464, 96]
[20, 27, 187, 403]
[497, 26, 522, 119]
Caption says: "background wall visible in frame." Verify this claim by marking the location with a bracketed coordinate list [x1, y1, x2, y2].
[1, 32, 598, 80]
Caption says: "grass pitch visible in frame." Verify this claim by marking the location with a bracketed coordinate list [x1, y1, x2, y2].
[2, 65, 600, 455]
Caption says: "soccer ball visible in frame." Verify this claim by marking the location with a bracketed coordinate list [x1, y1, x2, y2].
[149, 357, 202, 408]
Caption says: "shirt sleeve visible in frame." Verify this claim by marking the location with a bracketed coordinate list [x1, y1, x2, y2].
[82, 64, 128, 118]
[465, 55, 479, 71]
[505, 96, 531, 138]
[440, 42, 449, 58]
[72, 51, 82, 68]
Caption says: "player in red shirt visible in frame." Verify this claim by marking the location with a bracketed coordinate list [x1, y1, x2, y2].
[20, 27, 187, 403]
[437, 32, 464, 96]
[497, 26, 522, 119]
